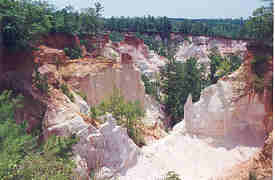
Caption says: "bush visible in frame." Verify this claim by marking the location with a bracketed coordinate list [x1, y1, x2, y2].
[249, 171, 257, 180]
[141, 74, 161, 101]
[0, 90, 32, 179]
[164, 171, 181, 180]
[75, 91, 87, 101]
[251, 75, 265, 94]
[109, 31, 124, 42]
[250, 55, 269, 78]
[90, 88, 146, 146]
[60, 84, 75, 102]
[0, 90, 79, 179]
[208, 48, 243, 84]
[33, 66, 49, 94]
[216, 55, 242, 78]
[11, 135, 78, 180]
[64, 46, 82, 60]
[80, 39, 89, 47]
[184, 37, 192, 44]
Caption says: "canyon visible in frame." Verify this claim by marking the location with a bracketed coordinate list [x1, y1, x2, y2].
[0, 32, 272, 180]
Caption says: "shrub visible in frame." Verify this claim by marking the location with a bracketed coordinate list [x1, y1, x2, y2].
[0, 90, 79, 179]
[251, 75, 265, 94]
[11, 135, 78, 180]
[60, 84, 75, 102]
[0, 90, 32, 179]
[90, 88, 146, 146]
[75, 91, 87, 101]
[164, 171, 181, 180]
[141, 74, 160, 101]
[80, 39, 89, 47]
[184, 37, 192, 44]
[64, 46, 82, 60]
[33, 66, 49, 94]
[109, 31, 124, 42]
[249, 171, 257, 180]
[250, 55, 269, 78]
[209, 48, 243, 83]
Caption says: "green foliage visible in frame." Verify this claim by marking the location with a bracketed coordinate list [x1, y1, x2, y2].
[244, 0, 273, 46]
[90, 88, 146, 146]
[63, 46, 82, 59]
[251, 75, 265, 94]
[0, 0, 104, 50]
[104, 16, 171, 35]
[103, 16, 251, 40]
[80, 39, 89, 47]
[109, 31, 124, 42]
[0, 90, 79, 179]
[249, 55, 270, 94]
[0, 0, 53, 50]
[216, 55, 242, 78]
[135, 33, 163, 54]
[249, 171, 257, 180]
[0, 90, 31, 179]
[10, 135, 78, 180]
[42, 134, 78, 159]
[183, 37, 192, 44]
[60, 84, 75, 102]
[33, 66, 49, 94]
[208, 48, 242, 84]
[164, 171, 181, 180]
[75, 91, 87, 101]
[160, 57, 204, 126]
[250, 55, 269, 78]
[141, 74, 160, 101]
[12, 152, 77, 180]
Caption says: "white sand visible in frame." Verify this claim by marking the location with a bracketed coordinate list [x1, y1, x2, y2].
[117, 132, 259, 180]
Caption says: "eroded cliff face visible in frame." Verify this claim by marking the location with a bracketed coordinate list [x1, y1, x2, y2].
[101, 34, 167, 77]
[222, 132, 272, 180]
[0, 32, 271, 180]
[0, 33, 167, 179]
[178, 45, 272, 146]
[61, 56, 146, 108]
[182, 79, 266, 146]
[174, 35, 247, 65]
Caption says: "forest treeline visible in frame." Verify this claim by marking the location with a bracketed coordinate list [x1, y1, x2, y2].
[104, 16, 247, 39]
[0, 0, 273, 51]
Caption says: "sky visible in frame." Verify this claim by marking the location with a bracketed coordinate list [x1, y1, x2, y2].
[50, 0, 263, 19]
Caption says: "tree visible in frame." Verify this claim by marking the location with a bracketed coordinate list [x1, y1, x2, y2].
[208, 47, 223, 84]
[0, 90, 78, 180]
[160, 57, 204, 126]
[94, 2, 104, 17]
[244, 0, 273, 46]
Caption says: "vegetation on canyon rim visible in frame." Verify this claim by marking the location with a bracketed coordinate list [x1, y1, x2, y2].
[0, 0, 272, 51]
[0, 0, 273, 179]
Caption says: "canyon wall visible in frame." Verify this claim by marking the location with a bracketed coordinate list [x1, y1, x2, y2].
[175, 35, 247, 65]
[177, 45, 272, 147]
[1, 32, 270, 179]
[113, 35, 167, 77]
[0, 40, 142, 179]
[182, 80, 267, 146]
[61, 57, 146, 108]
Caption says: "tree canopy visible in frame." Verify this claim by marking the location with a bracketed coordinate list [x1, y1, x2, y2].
[0, 0, 104, 50]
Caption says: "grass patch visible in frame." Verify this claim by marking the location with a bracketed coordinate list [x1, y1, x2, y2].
[60, 84, 75, 102]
